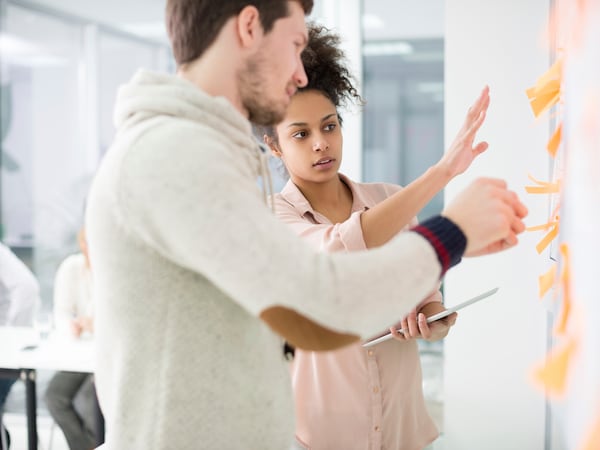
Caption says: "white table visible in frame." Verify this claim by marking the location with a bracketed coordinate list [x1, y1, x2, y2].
[0, 326, 98, 450]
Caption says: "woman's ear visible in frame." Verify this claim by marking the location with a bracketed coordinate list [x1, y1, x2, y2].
[264, 134, 282, 158]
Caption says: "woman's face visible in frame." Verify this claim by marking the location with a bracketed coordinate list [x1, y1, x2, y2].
[273, 90, 343, 186]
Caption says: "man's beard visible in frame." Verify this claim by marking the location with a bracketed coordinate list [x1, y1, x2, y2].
[238, 53, 287, 126]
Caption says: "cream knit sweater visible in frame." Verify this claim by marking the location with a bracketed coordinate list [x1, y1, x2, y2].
[86, 70, 441, 449]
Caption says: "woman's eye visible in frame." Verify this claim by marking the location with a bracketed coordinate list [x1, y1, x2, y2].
[324, 123, 337, 132]
[292, 130, 308, 139]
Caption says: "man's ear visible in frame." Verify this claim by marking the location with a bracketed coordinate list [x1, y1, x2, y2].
[264, 135, 282, 157]
[237, 5, 263, 49]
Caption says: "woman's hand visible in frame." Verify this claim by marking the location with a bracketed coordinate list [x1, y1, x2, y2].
[70, 319, 83, 338]
[437, 85, 490, 178]
[389, 304, 457, 342]
[70, 316, 94, 337]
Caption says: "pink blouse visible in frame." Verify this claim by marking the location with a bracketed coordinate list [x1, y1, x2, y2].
[272, 175, 440, 450]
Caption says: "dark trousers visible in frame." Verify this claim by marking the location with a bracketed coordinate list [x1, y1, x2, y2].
[45, 372, 98, 450]
[0, 378, 16, 450]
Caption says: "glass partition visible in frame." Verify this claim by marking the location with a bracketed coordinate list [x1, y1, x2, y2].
[0, 1, 171, 310]
[0, 2, 85, 301]
[361, 1, 445, 441]
[363, 38, 444, 220]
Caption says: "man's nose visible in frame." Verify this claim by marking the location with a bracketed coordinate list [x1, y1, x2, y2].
[294, 59, 308, 88]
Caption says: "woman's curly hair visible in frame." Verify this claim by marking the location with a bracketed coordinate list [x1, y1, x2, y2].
[299, 23, 363, 109]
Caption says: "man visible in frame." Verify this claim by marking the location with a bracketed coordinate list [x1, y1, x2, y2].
[0, 242, 39, 449]
[85, 1, 527, 448]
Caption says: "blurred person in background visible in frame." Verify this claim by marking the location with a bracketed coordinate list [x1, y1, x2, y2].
[45, 229, 100, 450]
[0, 241, 39, 449]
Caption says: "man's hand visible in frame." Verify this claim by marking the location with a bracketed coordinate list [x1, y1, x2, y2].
[443, 177, 528, 256]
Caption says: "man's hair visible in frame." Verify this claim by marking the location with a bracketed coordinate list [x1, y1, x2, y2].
[166, 0, 314, 66]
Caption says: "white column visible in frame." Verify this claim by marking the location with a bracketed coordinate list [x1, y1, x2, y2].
[314, 0, 363, 181]
[443, 0, 552, 449]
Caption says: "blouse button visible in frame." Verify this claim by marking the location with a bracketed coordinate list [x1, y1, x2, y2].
[373, 387, 379, 394]
[367, 350, 374, 356]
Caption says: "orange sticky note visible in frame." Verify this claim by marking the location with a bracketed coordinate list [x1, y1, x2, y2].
[580, 415, 600, 450]
[526, 184, 561, 194]
[537, 59, 563, 86]
[529, 91, 561, 118]
[526, 60, 563, 118]
[539, 264, 557, 297]
[531, 338, 576, 398]
[525, 174, 561, 194]
[554, 295, 571, 336]
[526, 220, 558, 232]
[555, 243, 572, 335]
[536, 224, 559, 254]
[547, 123, 563, 157]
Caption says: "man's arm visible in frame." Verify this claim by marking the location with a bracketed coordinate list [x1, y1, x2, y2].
[114, 124, 525, 350]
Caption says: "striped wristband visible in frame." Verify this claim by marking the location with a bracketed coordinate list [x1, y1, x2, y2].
[411, 215, 467, 276]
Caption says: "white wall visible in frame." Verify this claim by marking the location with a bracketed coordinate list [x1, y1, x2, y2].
[443, 1, 553, 449]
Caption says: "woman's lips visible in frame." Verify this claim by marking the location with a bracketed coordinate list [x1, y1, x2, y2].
[313, 158, 335, 169]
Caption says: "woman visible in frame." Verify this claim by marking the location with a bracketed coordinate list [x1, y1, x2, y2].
[262, 24, 490, 450]
[45, 229, 100, 450]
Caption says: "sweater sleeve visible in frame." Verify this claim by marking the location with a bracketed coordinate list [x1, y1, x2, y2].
[273, 191, 442, 316]
[418, 288, 443, 309]
[120, 123, 459, 350]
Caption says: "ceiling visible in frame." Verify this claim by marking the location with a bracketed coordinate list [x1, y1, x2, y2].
[362, 0, 444, 41]
[18, 0, 168, 42]
[17, 0, 444, 43]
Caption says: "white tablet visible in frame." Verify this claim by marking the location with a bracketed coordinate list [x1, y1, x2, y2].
[363, 287, 500, 347]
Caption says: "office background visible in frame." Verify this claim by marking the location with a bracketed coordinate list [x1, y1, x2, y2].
[0, 0, 561, 449]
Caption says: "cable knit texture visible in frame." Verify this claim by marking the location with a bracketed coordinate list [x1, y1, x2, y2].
[86, 69, 443, 449]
